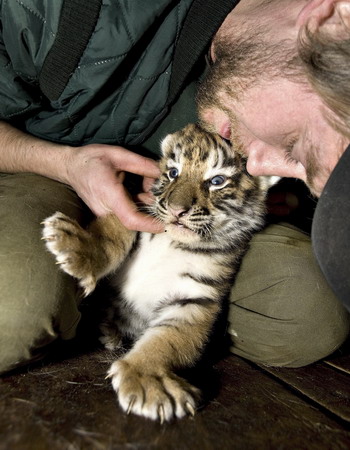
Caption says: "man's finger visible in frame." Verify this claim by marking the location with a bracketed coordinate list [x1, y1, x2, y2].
[143, 176, 157, 193]
[110, 148, 160, 179]
[109, 184, 164, 233]
[135, 191, 155, 206]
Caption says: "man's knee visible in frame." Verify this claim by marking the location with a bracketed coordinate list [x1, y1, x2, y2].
[228, 223, 350, 368]
[0, 250, 81, 374]
[0, 309, 57, 374]
[0, 174, 85, 374]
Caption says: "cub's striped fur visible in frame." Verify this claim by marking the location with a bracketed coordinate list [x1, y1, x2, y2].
[42, 123, 274, 423]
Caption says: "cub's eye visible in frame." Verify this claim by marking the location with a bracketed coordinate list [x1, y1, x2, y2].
[168, 168, 179, 180]
[210, 175, 226, 186]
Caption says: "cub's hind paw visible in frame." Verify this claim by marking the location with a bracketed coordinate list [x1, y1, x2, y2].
[42, 212, 97, 296]
[99, 320, 124, 352]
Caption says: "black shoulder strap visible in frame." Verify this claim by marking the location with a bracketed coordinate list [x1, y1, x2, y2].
[39, 0, 102, 101]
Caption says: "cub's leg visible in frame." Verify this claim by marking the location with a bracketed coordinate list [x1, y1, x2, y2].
[107, 301, 220, 422]
[42, 212, 136, 296]
[99, 307, 124, 352]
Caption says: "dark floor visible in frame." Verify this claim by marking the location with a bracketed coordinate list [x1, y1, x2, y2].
[1, 337, 350, 450]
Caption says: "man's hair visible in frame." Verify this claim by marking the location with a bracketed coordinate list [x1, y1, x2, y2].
[298, 27, 350, 139]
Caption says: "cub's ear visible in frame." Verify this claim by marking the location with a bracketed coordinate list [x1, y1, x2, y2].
[160, 133, 174, 157]
[258, 175, 281, 192]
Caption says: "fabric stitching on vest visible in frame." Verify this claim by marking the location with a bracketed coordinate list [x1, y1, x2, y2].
[76, 54, 127, 70]
[111, 1, 181, 141]
[119, 1, 136, 47]
[69, 3, 132, 75]
[3, 104, 33, 119]
[15, 0, 47, 25]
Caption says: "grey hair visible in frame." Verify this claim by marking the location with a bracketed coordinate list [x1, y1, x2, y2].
[298, 26, 350, 139]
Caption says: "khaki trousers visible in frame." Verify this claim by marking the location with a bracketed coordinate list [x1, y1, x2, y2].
[0, 173, 348, 374]
[229, 224, 349, 367]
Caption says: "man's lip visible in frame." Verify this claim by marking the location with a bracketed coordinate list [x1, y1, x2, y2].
[219, 123, 231, 139]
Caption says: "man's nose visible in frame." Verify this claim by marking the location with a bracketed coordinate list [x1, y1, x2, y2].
[245, 142, 306, 181]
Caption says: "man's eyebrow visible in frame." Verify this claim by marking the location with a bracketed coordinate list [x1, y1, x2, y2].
[280, 131, 295, 138]
[279, 131, 299, 146]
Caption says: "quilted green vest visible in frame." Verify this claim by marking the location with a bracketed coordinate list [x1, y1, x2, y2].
[0, 0, 236, 153]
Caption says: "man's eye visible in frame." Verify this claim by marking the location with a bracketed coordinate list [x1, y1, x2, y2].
[168, 168, 179, 180]
[210, 175, 226, 186]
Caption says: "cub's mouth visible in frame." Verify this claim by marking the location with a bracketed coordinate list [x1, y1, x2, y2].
[172, 220, 189, 229]
[167, 218, 194, 232]
[164, 221, 201, 243]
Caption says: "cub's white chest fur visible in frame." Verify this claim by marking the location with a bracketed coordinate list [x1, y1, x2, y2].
[114, 232, 217, 319]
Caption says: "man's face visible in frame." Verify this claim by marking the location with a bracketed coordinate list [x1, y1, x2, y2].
[200, 77, 346, 198]
[198, 0, 348, 198]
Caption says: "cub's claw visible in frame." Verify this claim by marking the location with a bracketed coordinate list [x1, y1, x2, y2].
[185, 401, 195, 417]
[158, 404, 165, 424]
[127, 396, 137, 415]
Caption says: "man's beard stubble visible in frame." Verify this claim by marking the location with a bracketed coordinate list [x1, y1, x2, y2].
[197, 26, 301, 127]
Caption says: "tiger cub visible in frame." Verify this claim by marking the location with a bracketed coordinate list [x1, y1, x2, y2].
[42, 123, 274, 423]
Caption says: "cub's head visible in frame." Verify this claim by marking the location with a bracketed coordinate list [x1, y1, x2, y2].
[150, 124, 274, 247]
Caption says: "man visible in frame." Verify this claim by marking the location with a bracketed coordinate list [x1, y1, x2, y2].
[198, 0, 350, 311]
[0, 0, 348, 375]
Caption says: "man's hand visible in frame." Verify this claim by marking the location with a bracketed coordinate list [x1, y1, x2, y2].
[0, 121, 164, 233]
[64, 144, 164, 233]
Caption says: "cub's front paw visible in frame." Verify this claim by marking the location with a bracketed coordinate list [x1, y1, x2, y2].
[107, 359, 200, 423]
[42, 212, 97, 296]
